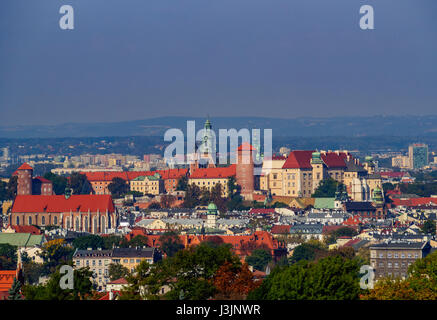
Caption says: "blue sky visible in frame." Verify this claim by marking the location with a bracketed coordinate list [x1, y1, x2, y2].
[0, 0, 436, 125]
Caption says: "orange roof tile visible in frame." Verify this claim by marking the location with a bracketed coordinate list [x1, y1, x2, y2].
[189, 165, 236, 179]
[11, 195, 115, 213]
[17, 163, 33, 171]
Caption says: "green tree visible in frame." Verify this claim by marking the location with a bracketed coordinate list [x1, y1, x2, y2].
[176, 175, 188, 191]
[72, 234, 105, 250]
[226, 177, 244, 211]
[159, 231, 184, 257]
[245, 249, 272, 272]
[107, 177, 129, 199]
[69, 173, 91, 195]
[127, 235, 149, 248]
[312, 178, 342, 197]
[108, 263, 130, 281]
[8, 277, 23, 300]
[22, 265, 93, 300]
[39, 239, 74, 275]
[163, 242, 241, 300]
[6, 175, 17, 200]
[102, 235, 124, 249]
[0, 244, 18, 270]
[421, 219, 436, 235]
[183, 184, 201, 208]
[43, 172, 68, 195]
[0, 180, 8, 201]
[290, 242, 326, 263]
[248, 256, 360, 300]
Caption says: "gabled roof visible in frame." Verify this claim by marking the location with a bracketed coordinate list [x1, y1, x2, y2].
[11, 195, 115, 213]
[107, 278, 128, 285]
[189, 165, 236, 179]
[16, 163, 33, 171]
[33, 176, 51, 183]
[11, 225, 41, 235]
[282, 151, 314, 169]
[282, 150, 349, 169]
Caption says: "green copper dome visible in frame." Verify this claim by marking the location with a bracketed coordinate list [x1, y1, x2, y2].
[207, 202, 218, 215]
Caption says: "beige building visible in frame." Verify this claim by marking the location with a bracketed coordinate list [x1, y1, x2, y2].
[392, 155, 410, 169]
[130, 173, 164, 195]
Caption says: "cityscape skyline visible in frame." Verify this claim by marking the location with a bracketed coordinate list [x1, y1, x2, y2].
[1, 0, 437, 126]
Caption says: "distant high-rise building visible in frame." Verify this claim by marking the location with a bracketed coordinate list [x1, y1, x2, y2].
[408, 143, 429, 169]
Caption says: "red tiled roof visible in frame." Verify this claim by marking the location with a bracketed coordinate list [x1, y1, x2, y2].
[282, 150, 314, 169]
[83, 169, 187, 182]
[0, 270, 16, 292]
[392, 197, 437, 207]
[11, 225, 41, 235]
[321, 152, 348, 168]
[282, 150, 349, 169]
[11, 195, 115, 213]
[98, 290, 121, 300]
[237, 143, 256, 151]
[189, 165, 236, 179]
[271, 225, 291, 234]
[107, 278, 128, 285]
[248, 208, 276, 215]
[380, 172, 407, 178]
[33, 176, 51, 183]
[17, 163, 33, 171]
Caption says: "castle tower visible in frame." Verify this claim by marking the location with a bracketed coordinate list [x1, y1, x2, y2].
[311, 151, 325, 194]
[199, 118, 216, 168]
[236, 143, 255, 201]
[16, 163, 33, 195]
[206, 202, 218, 229]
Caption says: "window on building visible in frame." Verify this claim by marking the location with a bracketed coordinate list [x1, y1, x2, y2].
[41, 216, 45, 225]
[28, 216, 32, 225]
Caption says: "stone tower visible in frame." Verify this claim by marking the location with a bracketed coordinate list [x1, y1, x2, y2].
[311, 151, 325, 194]
[206, 202, 218, 229]
[236, 143, 255, 201]
[16, 163, 33, 195]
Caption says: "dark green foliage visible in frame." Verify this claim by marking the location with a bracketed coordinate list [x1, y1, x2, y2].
[421, 219, 436, 235]
[102, 235, 124, 249]
[22, 265, 93, 300]
[69, 172, 91, 195]
[107, 177, 129, 198]
[290, 242, 324, 263]
[245, 249, 272, 272]
[312, 178, 342, 198]
[176, 175, 188, 191]
[163, 242, 240, 300]
[8, 277, 22, 300]
[0, 244, 18, 270]
[72, 234, 105, 250]
[399, 182, 437, 198]
[44, 172, 68, 195]
[325, 227, 358, 245]
[159, 231, 184, 257]
[248, 256, 361, 300]
[127, 235, 148, 247]
[108, 263, 130, 281]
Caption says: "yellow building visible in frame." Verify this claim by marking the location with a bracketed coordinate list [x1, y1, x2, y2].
[130, 173, 164, 195]
[188, 166, 236, 197]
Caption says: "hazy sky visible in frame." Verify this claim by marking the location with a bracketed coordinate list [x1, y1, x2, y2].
[1, 0, 436, 126]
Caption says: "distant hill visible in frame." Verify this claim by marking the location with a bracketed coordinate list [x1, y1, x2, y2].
[1, 115, 437, 138]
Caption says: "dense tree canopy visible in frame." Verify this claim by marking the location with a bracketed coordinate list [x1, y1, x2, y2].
[107, 177, 129, 198]
[245, 249, 272, 272]
[43, 172, 68, 195]
[69, 173, 92, 195]
[312, 178, 342, 198]
[158, 231, 184, 258]
[248, 255, 361, 300]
